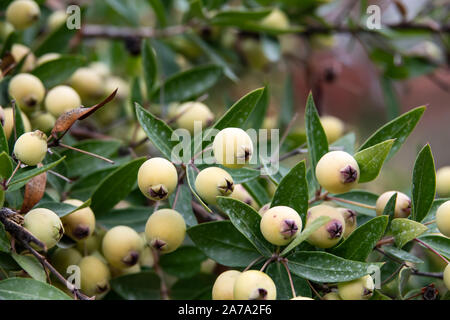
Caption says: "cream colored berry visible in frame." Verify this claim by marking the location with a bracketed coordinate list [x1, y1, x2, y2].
[51, 248, 82, 276]
[291, 296, 314, 300]
[306, 204, 345, 248]
[436, 201, 450, 237]
[260, 8, 289, 29]
[258, 203, 271, 216]
[230, 184, 259, 210]
[375, 191, 411, 218]
[444, 264, 450, 291]
[36, 52, 60, 66]
[23, 208, 64, 250]
[6, 0, 40, 30]
[233, 270, 276, 300]
[436, 167, 450, 197]
[320, 115, 344, 143]
[201, 259, 216, 274]
[69, 67, 103, 100]
[213, 128, 254, 169]
[45, 85, 81, 117]
[323, 292, 342, 300]
[102, 226, 143, 269]
[78, 255, 111, 298]
[175, 101, 214, 133]
[194, 167, 234, 205]
[9, 73, 45, 111]
[47, 10, 67, 31]
[89, 62, 110, 79]
[212, 270, 241, 300]
[260, 206, 302, 246]
[105, 76, 129, 100]
[145, 209, 186, 254]
[76, 229, 105, 255]
[31, 112, 55, 133]
[315, 151, 360, 194]
[61, 199, 96, 241]
[13, 130, 47, 166]
[338, 275, 374, 300]
[2, 107, 31, 139]
[137, 157, 178, 201]
[11, 44, 36, 72]
[337, 208, 357, 238]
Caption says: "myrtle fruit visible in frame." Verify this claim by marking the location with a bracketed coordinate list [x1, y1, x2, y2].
[69, 67, 103, 100]
[137, 157, 178, 201]
[45, 85, 81, 117]
[260, 8, 289, 29]
[258, 203, 271, 216]
[338, 275, 374, 300]
[436, 166, 450, 197]
[23, 208, 64, 250]
[105, 76, 129, 100]
[436, 200, 450, 237]
[61, 199, 96, 241]
[233, 270, 277, 300]
[444, 264, 450, 291]
[11, 44, 36, 72]
[230, 184, 259, 210]
[213, 128, 254, 169]
[76, 229, 105, 256]
[337, 208, 357, 238]
[290, 296, 314, 300]
[260, 206, 302, 245]
[194, 167, 234, 205]
[13, 130, 47, 166]
[31, 112, 55, 133]
[375, 191, 411, 218]
[78, 255, 111, 298]
[320, 115, 344, 143]
[145, 209, 186, 254]
[175, 101, 214, 133]
[315, 151, 360, 194]
[212, 270, 241, 300]
[36, 52, 60, 66]
[2, 107, 31, 139]
[6, 0, 40, 30]
[51, 248, 82, 276]
[323, 292, 342, 300]
[102, 226, 143, 269]
[306, 204, 346, 248]
[200, 259, 216, 274]
[9, 73, 45, 111]
[47, 10, 67, 31]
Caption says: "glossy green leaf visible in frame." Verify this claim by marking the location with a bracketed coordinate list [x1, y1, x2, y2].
[382, 192, 398, 225]
[196, 164, 260, 184]
[11, 253, 46, 282]
[332, 132, 356, 154]
[104, 0, 139, 26]
[0, 125, 8, 155]
[0, 223, 10, 253]
[244, 85, 269, 130]
[354, 139, 394, 183]
[7, 103, 26, 151]
[0, 151, 12, 179]
[330, 190, 378, 216]
[36, 199, 91, 218]
[382, 246, 423, 264]
[391, 218, 427, 248]
[186, 164, 212, 213]
[0, 278, 71, 300]
[168, 184, 197, 227]
[142, 39, 158, 95]
[398, 266, 412, 300]
[148, 0, 167, 27]
[34, 22, 77, 56]
[243, 179, 271, 207]
[31, 56, 85, 89]
[266, 262, 311, 300]
[110, 271, 160, 300]
[159, 246, 206, 279]
[171, 274, 215, 300]
[417, 235, 450, 259]
[97, 206, 152, 232]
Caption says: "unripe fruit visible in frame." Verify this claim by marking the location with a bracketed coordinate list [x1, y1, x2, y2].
[69, 67, 103, 100]
[6, 0, 40, 30]
[444, 264, 450, 291]
[258, 203, 271, 216]
[89, 62, 110, 79]
[137, 157, 178, 201]
[375, 191, 411, 218]
[323, 292, 342, 300]
[315, 151, 360, 194]
[195, 167, 234, 205]
[36, 52, 60, 66]
[175, 101, 214, 133]
[23, 208, 64, 250]
[212, 270, 241, 300]
[51, 248, 82, 276]
[320, 115, 344, 143]
[47, 10, 67, 31]
[45, 85, 81, 117]
[105, 76, 129, 100]
[338, 275, 374, 300]
[233, 270, 276, 300]
[338, 208, 357, 238]
[11, 44, 36, 72]
[260, 8, 289, 30]
[76, 229, 105, 255]
[260, 206, 302, 245]
[436, 201, 450, 237]
[61, 199, 96, 241]
[200, 259, 216, 274]
[2, 107, 31, 139]
[291, 296, 314, 300]
[306, 204, 345, 248]
[31, 112, 55, 133]
[241, 38, 269, 70]
[9, 73, 45, 111]
[13, 130, 47, 166]
[78, 255, 110, 298]
[231, 184, 259, 210]
[102, 226, 142, 269]
[213, 128, 254, 169]
[436, 167, 450, 197]
[0, 22, 14, 40]
[145, 209, 186, 253]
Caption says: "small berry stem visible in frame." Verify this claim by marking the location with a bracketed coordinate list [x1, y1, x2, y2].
[48, 170, 73, 183]
[414, 238, 449, 264]
[306, 280, 323, 300]
[281, 260, 296, 299]
[172, 184, 181, 209]
[58, 143, 115, 164]
[259, 257, 275, 272]
[5, 161, 22, 188]
[150, 248, 170, 300]
[243, 256, 264, 272]
[326, 196, 376, 210]
[423, 219, 436, 226]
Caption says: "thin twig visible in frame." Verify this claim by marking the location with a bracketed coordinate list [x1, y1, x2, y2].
[58, 143, 115, 164]
[48, 170, 73, 183]
[326, 196, 376, 210]
[243, 257, 264, 272]
[150, 248, 169, 300]
[172, 184, 181, 209]
[5, 161, 21, 187]
[414, 238, 450, 264]
[307, 280, 323, 300]
[259, 257, 275, 272]
[281, 260, 296, 298]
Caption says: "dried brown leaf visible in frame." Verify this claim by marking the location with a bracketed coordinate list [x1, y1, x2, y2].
[20, 164, 47, 214]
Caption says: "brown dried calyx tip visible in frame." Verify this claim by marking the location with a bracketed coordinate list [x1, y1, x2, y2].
[24, 96, 38, 107]
[363, 288, 373, 297]
[281, 219, 298, 239]
[238, 146, 252, 162]
[340, 165, 358, 183]
[122, 251, 140, 266]
[344, 209, 357, 224]
[96, 282, 109, 294]
[73, 225, 90, 240]
[250, 288, 268, 300]
[152, 239, 167, 251]
[218, 179, 234, 195]
[149, 184, 168, 200]
[327, 220, 343, 239]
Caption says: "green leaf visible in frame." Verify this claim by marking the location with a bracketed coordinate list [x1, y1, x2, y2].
[187, 221, 262, 267]
[371, 290, 392, 300]
[0, 125, 8, 155]
[211, 8, 271, 23]
[91, 158, 146, 216]
[96, 206, 152, 232]
[332, 132, 356, 154]
[186, 164, 212, 213]
[266, 262, 311, 300]
[104, 0, 139, 26]
[391, 218, 427, 248]
[148, 0, 167, 27]
[330, 190, 378, 216]
[358, 106, 426, 160]
[171, 274, 215, 300]
[110, 271, 160, 300]
[168, 184, 197, 227]
[244, 85, 269, 130]
[271, 161, 308, 222]
[151, 65, 222, 103]
[31, 56, 85, 89]
[7, 157, 66, 191]
[217, 197, 273, 257]
[398, 266, 412, 300]
[0, 278, 71, 300]
[411, 144, 436, 222]
[36, 199, 91, 218]
[135, 104, 181, 163]
[354, 139, 394, 183]
[7, 103, 26, 151]
[159, 246, 206, 279]
[330, 216, 389, 261]
[0, 223, 10, 253]
[382, 192, 398, 225]
[142, 39, 158, 96]
[305, 93, 328, 181]
[34, 22, 77, 56]
[417, 235, 450, 259]
[382, 246, 423, 264]
[0, 151, 12, 179]
[281, 216, 330, 257]
[11, 253, 46, 282]
[288, 251, 379, 282]
[196, 164, 260, 184]
[243, 179, 271, 207]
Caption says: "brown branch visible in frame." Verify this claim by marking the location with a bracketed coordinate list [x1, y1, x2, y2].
[150, 248, 169, 300]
